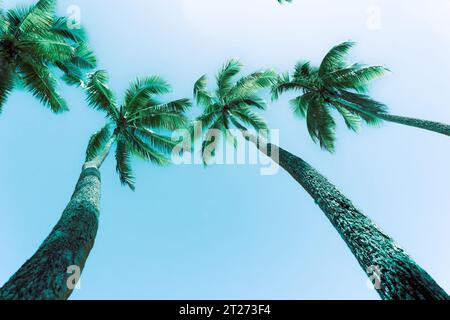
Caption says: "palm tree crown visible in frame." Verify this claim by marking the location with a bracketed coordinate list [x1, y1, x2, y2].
[84, 70, 191, 190]
[193, 59, 277, 164]
[272, 41, 389, 152]
[0, 0, 96, 113]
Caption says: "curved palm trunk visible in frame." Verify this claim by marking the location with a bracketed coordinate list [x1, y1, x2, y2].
[377, 113, 450, 137]
[0, 138, 114, 300]
[245, 133, 449, 300]
[331, 95, 450, 137]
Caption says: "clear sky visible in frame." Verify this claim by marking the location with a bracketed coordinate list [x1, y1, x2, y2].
[1, 0, 449, 300]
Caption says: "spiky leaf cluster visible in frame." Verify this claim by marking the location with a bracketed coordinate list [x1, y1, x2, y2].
[85, 71, 191, 190]
[272, 41, 389, 152]
[194, 59, 277, 164]
[0, 0, 96, 114]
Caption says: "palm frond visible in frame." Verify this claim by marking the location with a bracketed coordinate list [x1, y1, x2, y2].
[289, 91, 315, 119]
[229, 69, 277, 98]
[55, 62, 83, 86]
[18, 60, 67, 113]
[85, 124, 112, 161]
[0, 66, 13, 112]
[293, 61, 315, 80]
[228, 94, 267, 110]
[124, 129, 171, 166]
[196, 105, 221, 130]
[35, 0, 56, 13]
[306, 99, 336, 152]
[85, 70, 118, 118]
[124, 76, 171, 114]
[334, 104, 361, 132]
[216, 59, 242, 99]
[134, 112, 188, 131]
[143, 98, 191, 114]
[51, 16, 87, 43]
[0, 3, 8, 34]
[201, 115, 224, 165]
[271, 72, 304, 100]
[338, 90, 388, 115]
[194, 74, 213, 107]
[328, 65, 389, 88]
[55, 43, 96, 87]
[330, 99, 382, 127]
[115, 138, 135, 191]
[319, 41, 355, 76]
[230, 106, 268, 132]
[70, 42, 97, 70]
[135, 127, 177, 155]
[21, 32, 75, 63]
[8, 1, 54, 36]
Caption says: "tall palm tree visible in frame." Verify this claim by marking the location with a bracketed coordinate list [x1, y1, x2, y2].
[0, 70, 190, 300]
[0, 0, 96, 114]
[193, 59, 276, 163]
[273, 41, 449, 152]
[194, 59, 449, 300]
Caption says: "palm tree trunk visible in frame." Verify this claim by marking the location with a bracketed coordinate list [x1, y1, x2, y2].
[331, 95, 450, 137]
[377, 113, 450, 137]
[244, 132, 449, 300]
[0, 137, 115, 300]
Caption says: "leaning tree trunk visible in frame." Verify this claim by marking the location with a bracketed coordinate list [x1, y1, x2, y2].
[0, 137, 114, 300]
[245, 133, 449, 300]
[0, 167, 101, 300]
[377, 113, 450, 137]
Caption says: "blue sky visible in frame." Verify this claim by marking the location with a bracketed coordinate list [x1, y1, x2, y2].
[1, 0, 449, 299]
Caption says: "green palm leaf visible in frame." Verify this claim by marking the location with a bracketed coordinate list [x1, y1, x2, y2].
[201, 115, 224, 165]
[306, 100, 336, 152]
[115, 138, 135, 191]
[319, 41, 355, 76]
[274, 41, 389, 151]
[289, 91, 315, 119]
[337, 90, 388, 115]
[230, 107, 268, 133]
[195, 60, 272, 165]
[85, 70, 118, 118]
[70, 42, 97, 70]
[216, 59, 242, 99]
[0, 64, 14, 112]
[271, 72, 303, 100]
[194, 74, 213, 108]
[21, 32, 75, 62]
[135, 127, 177, 155]
[124, 129, 170, 166]
[51, 16, 87, 43]
[85, 124, 112, 161]
[328, 65, 389, 88]
[18, 60, 67, 113]
[124, 76, 171, 114]
[335, 104, 361, 132]
[230, 69, 277, 99]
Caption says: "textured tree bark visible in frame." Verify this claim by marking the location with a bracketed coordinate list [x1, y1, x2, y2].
[0, 167, 101, 300]
[0, 136, 115, 300]
[378, 113, 450, 137]
[246, 132, 449, 300]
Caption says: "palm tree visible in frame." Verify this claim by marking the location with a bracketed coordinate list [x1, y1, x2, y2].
[0, 70, 190, 300]
[193, 59, 276, 163]
[194, 59, 449, 300]
[272, 41, 449, 153]
[0, 0, 96, 114]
